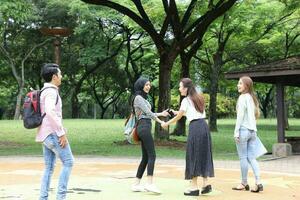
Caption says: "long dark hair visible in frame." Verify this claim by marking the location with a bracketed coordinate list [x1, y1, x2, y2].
[180, 78, 205, 113]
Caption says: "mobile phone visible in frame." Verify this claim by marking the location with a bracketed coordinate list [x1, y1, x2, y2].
[167, 109, 175, 118]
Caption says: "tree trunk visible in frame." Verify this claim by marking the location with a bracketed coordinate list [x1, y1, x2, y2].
[0, 108, 4, 119]
[208, 69, 218, 132]
[172, 95, 187, 136]
[155, 55, 174, 140]
[259, 86, 274, 119]
[172, 52, 190, 136]
[94, 104, 97, 119]
[14, 82, 24, 120]
[112, 101, 118, 119]
[208, 55, 221, 132]
[9, 61, 23, 120]
[100, 107, 107, 119]
[261, 107, 268, 118]
[284, 90, 289, 130]
[71, 94, 80, 118]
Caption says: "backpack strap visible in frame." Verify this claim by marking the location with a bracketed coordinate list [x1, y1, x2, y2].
[40, 87, 59, 105]
[131, 96, 137, 121]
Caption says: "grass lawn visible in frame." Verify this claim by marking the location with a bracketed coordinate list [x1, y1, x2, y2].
[0, 118, 299, 159]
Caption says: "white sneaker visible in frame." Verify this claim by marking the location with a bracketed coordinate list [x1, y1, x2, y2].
[131, 184, 145, 192]
[145, 184, 161, 194]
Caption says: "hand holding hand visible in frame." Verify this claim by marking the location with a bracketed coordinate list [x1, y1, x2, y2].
[161, 122, 168, 130]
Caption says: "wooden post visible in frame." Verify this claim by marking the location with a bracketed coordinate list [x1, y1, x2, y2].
[276, 83, 285, 143]
[40, 27, 72, 65]
[53, 37, 61, 65]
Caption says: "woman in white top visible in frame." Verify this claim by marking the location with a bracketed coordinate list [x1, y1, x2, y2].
[232, 76, 263, 193]
[162, 78, 214, 196]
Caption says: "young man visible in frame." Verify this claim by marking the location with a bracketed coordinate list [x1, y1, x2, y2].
[37, 63, 74, 200]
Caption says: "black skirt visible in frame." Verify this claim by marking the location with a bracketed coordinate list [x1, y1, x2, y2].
[185, 118, 214, 179]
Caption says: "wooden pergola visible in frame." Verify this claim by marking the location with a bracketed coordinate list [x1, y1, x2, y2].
[225, 56, 300, 143]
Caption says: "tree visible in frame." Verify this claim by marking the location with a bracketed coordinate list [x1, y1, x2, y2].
[0, 60, 15, 119]
[87, 59, 126, 118]
[0, 1, 50, 119]
[195, 14, 233, 131]
[81, 0, 237, 139]
[196, 0, 299, 130]
[63, 7, 127, 117]
[257, 85, 274, 118]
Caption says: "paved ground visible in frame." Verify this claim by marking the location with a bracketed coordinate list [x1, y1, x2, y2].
[0, 156, 299, 200]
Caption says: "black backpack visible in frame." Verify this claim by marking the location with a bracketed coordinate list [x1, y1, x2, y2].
[23, 87, 58, 129]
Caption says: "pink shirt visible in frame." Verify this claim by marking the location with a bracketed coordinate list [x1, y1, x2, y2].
[36, 83, 66, 142]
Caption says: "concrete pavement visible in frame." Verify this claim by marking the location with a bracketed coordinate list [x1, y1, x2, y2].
[0, 156, 299, 200]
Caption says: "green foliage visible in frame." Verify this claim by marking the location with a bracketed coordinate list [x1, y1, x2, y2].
[1, 0, 300, 120]
[169, 94, 180, 110]
[203, 93, 236, 118]
[0, 0, 39, 24]
[0, 87, 11, 108]
[286, 87, 300, 118]
[167, 92, 236, 118]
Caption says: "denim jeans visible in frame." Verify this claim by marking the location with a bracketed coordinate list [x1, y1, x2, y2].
[40, 134, 74, 200]
[236, 127, 261, 185]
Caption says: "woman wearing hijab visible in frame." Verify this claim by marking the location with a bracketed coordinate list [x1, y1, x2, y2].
[131, 77, 169, 194]
[162, 78, 214, 196]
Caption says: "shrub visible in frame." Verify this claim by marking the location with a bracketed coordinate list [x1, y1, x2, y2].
[203, 93, 236, 118]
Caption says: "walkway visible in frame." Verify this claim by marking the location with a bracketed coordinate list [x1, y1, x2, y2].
[0, 156, 299, 200]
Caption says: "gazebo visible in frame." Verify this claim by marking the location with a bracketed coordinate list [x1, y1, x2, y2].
[225, 56, 300, 156]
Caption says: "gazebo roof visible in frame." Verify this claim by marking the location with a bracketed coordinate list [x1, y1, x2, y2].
[225, 56, 300, 87]
[225, 56, 300, 146]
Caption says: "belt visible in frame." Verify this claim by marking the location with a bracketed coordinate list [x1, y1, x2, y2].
[190, 118, 204, 122]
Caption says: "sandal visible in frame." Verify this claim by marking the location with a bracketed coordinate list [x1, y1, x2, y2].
[232, 183, 249, 191]
[251, 184, 263, 193]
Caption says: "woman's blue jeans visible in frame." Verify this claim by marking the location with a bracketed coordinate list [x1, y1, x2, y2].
[236, 127, 261, 185]
[39, 134, 74, 200]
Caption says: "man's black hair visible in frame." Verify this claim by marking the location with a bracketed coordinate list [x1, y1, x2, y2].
[41, 63, 59, 82]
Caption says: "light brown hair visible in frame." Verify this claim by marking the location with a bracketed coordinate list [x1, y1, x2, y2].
[240, 76, 260, 119]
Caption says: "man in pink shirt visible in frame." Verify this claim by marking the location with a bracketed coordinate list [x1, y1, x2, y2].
[37, 63, 74, 200]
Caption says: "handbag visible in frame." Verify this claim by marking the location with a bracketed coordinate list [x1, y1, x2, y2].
[124, 97, 141, 144]
[254, 136, 267, 158]
[130, 123, 140, 144]
[124, 113, 140, 144]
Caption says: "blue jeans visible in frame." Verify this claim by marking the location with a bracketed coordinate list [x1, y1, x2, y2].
[236, 127, 261, 185]
[40, 134, 74, 200]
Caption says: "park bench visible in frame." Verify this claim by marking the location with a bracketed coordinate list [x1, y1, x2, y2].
[285, 136, 300, 153]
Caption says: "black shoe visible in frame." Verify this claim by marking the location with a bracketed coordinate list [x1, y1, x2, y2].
[232, 184, 249, 191]
[201, 185, 212, 194]
[251, 184, 263, 193]
[184, 189, 199, 196]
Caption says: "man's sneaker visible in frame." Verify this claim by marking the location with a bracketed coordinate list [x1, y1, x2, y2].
[144, 184, 161, 194]
[131, 184, 145, 192]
